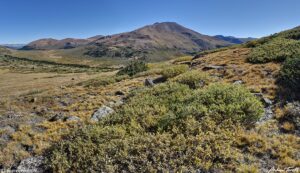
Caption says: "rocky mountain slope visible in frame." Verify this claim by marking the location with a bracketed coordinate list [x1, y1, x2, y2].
[84, 22, 233, 58]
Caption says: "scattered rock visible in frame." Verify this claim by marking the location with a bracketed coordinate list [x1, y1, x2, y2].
[0, 126, 15, 141]
[65, 116, 81, 122]
[91, 106, 114, 122]
[233, 80, 243, 85]
[2, 125, 15, 134]
[253, 93, 273, 106]
[284, 102, 300, 131]
[153, 76, 167, 83]
[203, 65, 225, 71]
[257, 106, 274, 124]
[115, 90, 125, 96]
[109, 100, 124, 107]
[253, 92, 263, 98]
[6, 111, 22, 119]
[34, 107, 49, 116]
[192, 54, 204, 60]
[144, 78, 155, 87]
[16, 156, 45, 173]
[30, 97, 37, 103]
[49, 112, 65, 122]
[263, 98, 273, 106]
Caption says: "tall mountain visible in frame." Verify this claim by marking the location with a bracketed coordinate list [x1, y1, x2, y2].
[84, 22, 233, 58]
[20, 36, 103, 50]
[213, 35, 256, 44]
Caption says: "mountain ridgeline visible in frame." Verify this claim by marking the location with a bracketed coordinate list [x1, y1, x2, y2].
[213, 35, 256, 44]
[20, 22, 253, 60]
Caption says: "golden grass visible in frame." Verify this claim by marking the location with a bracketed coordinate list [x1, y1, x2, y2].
[192, 48, 281, 99]
[0, 69, 115, 97]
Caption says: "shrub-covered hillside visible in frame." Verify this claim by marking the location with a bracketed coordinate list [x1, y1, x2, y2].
[1, 26, 300, 172]
[47, 55, 299, 172]
[245, 26, 300, 101]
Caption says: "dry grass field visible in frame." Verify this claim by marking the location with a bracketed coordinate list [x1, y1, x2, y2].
[0, 71, 102, 97]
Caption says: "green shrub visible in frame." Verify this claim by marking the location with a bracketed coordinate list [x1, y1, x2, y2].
[247, 38, 300, 63]
[161, 64, 189, 79]
[191, 83, 263, 124]
[171, 70, 211, 89]
[117, 60, 148, 76]
[48, 122, 243, 172]
[48, 82, 263, 172]
[277, 27, 300, 40]
[278, 56, 300, 100]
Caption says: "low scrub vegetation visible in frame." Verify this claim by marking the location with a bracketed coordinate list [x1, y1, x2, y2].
[277, 26, 300, 40]
[47, 81, 263, 172]
[171, 70, 212, 89]
[117, 60, 148, 76]
[278, 56, 300, 100]
[161, 64, 189, 79]
[247, 38, 300, 63]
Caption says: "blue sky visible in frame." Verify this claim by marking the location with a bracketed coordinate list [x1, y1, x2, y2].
[0, 0, 299, 44]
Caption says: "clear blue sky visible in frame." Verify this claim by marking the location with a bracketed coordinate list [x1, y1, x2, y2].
[0, 0, 299, 44]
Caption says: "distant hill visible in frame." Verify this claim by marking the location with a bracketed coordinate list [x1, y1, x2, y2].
[0, 46, 11, 55]
[213, 35, 256, 44]
[1, 44, 26, 49]
[20, 36, 102, 50]
[83, 22, 234, 59]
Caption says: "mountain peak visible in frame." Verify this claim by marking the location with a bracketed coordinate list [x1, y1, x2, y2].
[139, 22, 189, 33]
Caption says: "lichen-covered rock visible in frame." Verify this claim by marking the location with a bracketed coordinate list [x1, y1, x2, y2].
[91, 106, 114, 122]
[16, 156, 45, 173]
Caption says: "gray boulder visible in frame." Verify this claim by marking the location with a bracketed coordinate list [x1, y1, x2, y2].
[145, 78, 155, 87]
[263, 97, 273, 106]
[91, 106, 114, 122]
[65, 116, 81, 122]
[233, 80, 243, 85]
[203, 65, 225, 71]
[49, 112, 65, 122]
[16, 156, 45, 173]
[253, 93, 273, 107]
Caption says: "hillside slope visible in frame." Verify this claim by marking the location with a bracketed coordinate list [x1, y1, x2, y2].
[20, 36, 103, 50]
